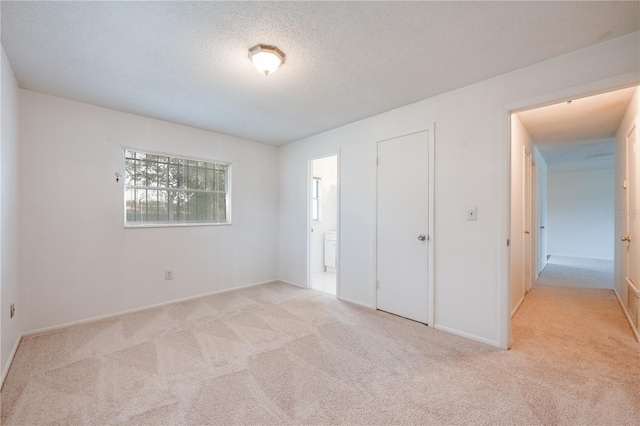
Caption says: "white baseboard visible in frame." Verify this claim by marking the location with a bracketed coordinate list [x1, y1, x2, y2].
[511, 295, 525, 319]
[547, 254, 614, 262]
[613, 288, 640, 342]
[23, 279, 279, 338]
[433, 324, 501, 349]
[539, 258, 548, 274]
[277, 279, 306, 289]
[337, 296, 375, 310]
[1, 334, 22, 390]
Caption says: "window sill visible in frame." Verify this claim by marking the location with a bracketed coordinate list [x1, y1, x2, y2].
[124, 222, 231, 229]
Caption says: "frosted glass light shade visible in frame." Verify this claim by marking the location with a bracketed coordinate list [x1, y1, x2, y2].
[248, 44, 285, 76]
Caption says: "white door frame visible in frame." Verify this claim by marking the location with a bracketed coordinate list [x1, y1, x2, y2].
[373, 123, 436, 327]
[523, 147, 533, 294]
[307, 152, 341, 298]
[531, 163, 539, 280]
[501, 73, 639, 349]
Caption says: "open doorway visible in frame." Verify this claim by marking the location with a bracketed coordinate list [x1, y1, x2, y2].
[308, 155, 338, 295]
[509, 85, 640, 344]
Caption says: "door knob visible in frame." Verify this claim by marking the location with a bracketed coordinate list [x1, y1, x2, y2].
[622, 236, 631, 242]
[417, 234, 426, 241]
[525, 231, 530, 235]
[540, 226, 545, 229]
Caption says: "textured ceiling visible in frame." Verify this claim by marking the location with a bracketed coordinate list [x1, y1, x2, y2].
[517, 87, 637, 171]
[2, 1, 639, 145]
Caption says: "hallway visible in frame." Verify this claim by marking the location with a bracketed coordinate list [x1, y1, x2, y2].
[512, 281, 639, 423]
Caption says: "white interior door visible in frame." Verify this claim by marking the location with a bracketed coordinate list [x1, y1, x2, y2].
[377, 130, 430, 323]
[537, 166, 547, 275]
[625, 124, 638, 292]
[523, 149, 532, 292]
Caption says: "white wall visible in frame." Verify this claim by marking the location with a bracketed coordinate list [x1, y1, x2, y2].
[1, 46, 21, 381]
[279, 32, 639, 347]
[614, 86, 639, 333]
[547, 168, 615, 261]
[19, 90, 279, 333]
[310, 156, 338, 274]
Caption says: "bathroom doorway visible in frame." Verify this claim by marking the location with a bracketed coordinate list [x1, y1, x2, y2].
[308, 155, 339, 295]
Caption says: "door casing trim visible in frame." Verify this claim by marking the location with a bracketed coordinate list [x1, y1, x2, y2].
[502, 72, 639, 349]
[306, 152, 341, 298]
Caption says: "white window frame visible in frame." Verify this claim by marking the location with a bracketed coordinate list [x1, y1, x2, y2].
[122, 147, 232, 228]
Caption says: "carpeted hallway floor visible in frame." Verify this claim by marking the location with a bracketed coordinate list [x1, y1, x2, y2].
[536, 255, 614, 289]
[1, 280, 639, 425]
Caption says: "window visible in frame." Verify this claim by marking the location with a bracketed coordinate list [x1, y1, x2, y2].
[312, 177, 321, 222]
[124, 149, 230, 227]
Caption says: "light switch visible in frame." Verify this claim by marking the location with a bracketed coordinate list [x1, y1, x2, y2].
[467, 207, 478, 221]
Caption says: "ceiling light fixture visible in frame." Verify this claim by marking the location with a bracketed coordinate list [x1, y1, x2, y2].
[248, 44, 285, 76]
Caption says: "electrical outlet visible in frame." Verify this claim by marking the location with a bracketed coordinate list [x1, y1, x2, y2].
[10, 303, 15, 318]
[165, 270, 173, 280]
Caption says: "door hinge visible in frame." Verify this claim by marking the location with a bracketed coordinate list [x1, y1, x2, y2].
[507, 239, 510, 247]
[377, 280, 380, 289]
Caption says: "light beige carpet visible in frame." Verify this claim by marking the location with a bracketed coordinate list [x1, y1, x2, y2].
[1, 281, 638, 425]
[536, 255, 614, 289]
